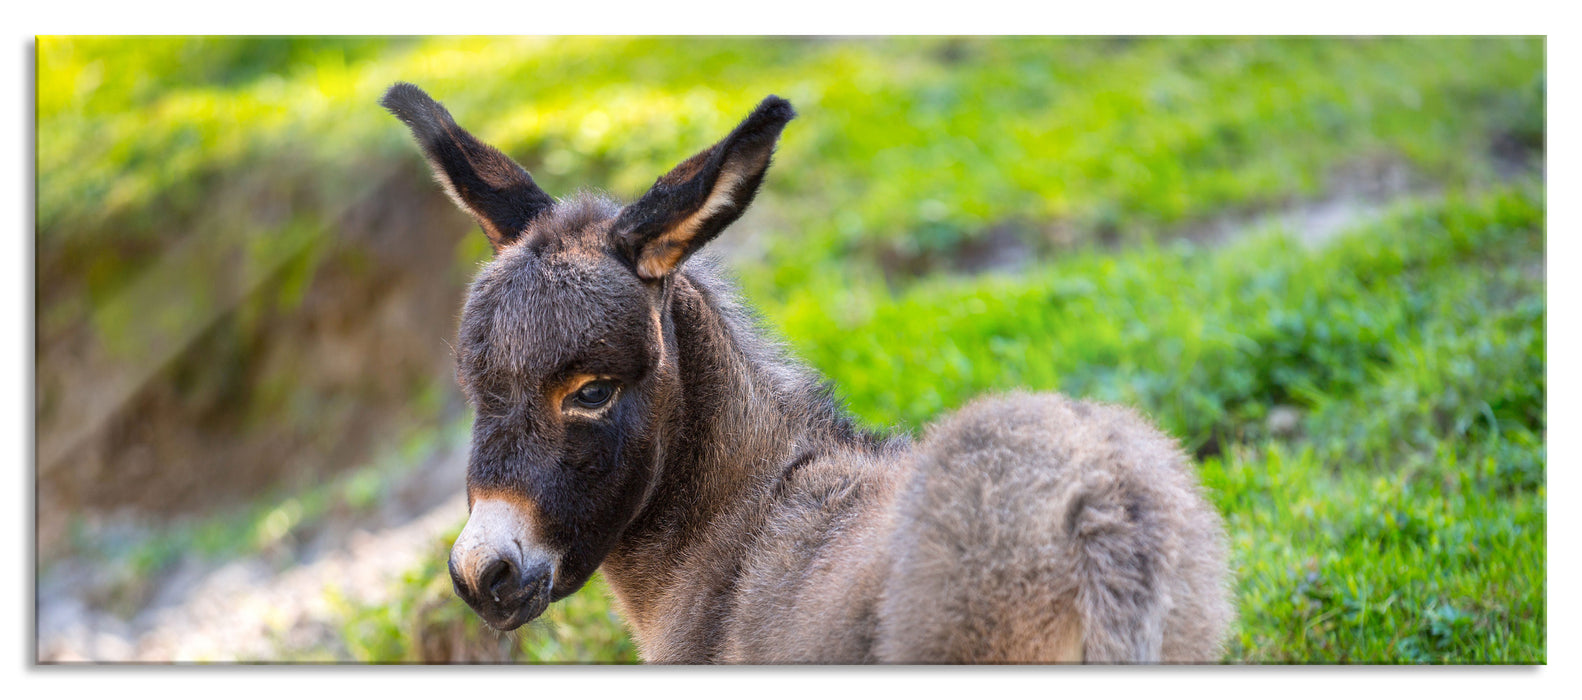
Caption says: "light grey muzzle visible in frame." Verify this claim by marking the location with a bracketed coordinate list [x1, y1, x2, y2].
[448, 498, 559, 630]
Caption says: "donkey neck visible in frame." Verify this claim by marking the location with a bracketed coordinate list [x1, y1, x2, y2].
[645, 262, 850, 538]
[601, 260, 871, 638]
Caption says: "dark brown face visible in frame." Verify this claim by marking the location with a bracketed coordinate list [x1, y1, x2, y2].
[450, 211, 675, 630]
[380, 82, 794, 630]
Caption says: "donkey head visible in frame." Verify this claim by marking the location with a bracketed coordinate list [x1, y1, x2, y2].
[381, 83, 794, 630]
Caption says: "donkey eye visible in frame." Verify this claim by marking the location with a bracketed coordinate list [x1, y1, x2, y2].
[571, 380, 617, 409]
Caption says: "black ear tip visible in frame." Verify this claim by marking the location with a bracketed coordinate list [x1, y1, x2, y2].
[379, 82, 423, 109]
[756, 95, 797, 123]
[380, 82, 445, 125]
[734, 95, 795, 140]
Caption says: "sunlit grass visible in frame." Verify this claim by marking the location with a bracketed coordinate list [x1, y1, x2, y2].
[39, 37, 1541, 269]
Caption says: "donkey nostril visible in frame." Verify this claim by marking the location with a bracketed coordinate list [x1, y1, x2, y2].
[480, 558, 516, 601]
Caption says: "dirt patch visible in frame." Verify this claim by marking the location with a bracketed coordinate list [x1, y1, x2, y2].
[875, 221, 1036, 285]
[871, 155, 1440, 285]
[1182, 155, 1430, 250]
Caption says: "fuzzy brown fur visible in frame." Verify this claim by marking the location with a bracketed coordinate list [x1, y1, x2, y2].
[382, 83, 1234, 664]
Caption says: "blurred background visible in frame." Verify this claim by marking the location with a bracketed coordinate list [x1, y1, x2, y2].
[35, 36, 1544, 663]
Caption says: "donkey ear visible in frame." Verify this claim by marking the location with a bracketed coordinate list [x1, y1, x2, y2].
[613, 95, 795, 280]
[381, 82, 554, 251]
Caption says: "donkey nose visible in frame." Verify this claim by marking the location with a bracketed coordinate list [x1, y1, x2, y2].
[449, 496, 557, 629]
[451, 548, 553, 607]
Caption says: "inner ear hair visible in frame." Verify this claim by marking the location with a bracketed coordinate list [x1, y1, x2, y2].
[380, 82, 555, 251]
[635, 158, 760, 278]
[614, 95, 796, 280]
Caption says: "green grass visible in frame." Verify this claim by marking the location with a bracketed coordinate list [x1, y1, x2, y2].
[1210, 441, 1543, 663]
[36, 36, 1544, 664]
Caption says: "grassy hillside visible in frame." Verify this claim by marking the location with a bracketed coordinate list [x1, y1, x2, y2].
[36, 36, 1544, 664]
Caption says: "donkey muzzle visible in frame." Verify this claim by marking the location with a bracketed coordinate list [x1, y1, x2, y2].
[449, 497, 557, 630]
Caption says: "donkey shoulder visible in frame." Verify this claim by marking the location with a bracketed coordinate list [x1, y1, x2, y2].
[714, 442, 908, 663]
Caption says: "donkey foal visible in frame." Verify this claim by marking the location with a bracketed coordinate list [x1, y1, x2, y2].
[381, 83, 1233, 663]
